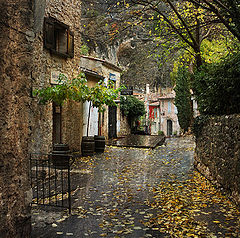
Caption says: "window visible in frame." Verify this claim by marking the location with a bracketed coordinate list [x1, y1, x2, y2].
[109, 73, 116, 89]
[174, 105, 178, 114]
[44, 17, 74, 58]
[168, 101, 171, 113]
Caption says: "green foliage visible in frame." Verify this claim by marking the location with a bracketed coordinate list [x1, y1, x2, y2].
[158, 130, 165, 136]
[89, 80, 124, 112]
[174, 67, 193, 132]
[33, 73, 123, 112]
[192, 115, 210, 137]
[80, 44, 90, 55]
[120, 96, 146, 123]
[33, 73, 89, 105]
[193, 51, 240, 115]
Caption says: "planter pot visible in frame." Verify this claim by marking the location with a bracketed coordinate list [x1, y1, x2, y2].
[94, 135, 106, 153]
[52, 144, 70, 169]
[81, 136, 95, 156]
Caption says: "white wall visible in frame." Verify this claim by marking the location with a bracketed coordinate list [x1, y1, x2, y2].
[83, 101, 99, 136]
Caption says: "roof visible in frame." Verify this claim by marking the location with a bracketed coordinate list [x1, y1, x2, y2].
[159, 91, 176, 100]
[81, 55, 122, 73]
[149, 102, 160, 106]
[80, 67, 104, 80]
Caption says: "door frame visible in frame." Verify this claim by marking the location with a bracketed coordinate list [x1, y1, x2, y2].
[108, 106, 117, 139]
[53, 103, 62, 145]
[167, 119, 173, 136]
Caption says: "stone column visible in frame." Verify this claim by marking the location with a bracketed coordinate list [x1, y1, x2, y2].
[0, 1, 34, 237]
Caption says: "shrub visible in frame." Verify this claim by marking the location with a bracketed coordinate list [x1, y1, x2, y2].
[192, 115, 210, 137]
[158, 130, 165, 136]
[120, 96, 146, 126]
[193, 52, 240, 115]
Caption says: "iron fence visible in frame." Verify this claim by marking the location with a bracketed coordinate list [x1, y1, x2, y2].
[30, 153, 72, 213]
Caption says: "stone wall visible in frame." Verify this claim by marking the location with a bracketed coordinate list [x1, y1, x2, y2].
[118, 113, 131, 137]
[31, 0, 83, 153]
[195, 114, 240, 206]
[0, 1, 33, 237]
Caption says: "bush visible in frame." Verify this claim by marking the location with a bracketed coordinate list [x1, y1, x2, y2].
[158, 130, 165, 136]
[192, 115, 210, 137]
[120, 96, 146, 126]
[193, 52, 240, 115]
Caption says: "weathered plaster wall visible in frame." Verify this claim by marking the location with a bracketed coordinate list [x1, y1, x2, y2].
[160, 98, 180, 136]
[195, 114, 240, 206]
[31, 0, 83, 153]
[0, 1, 33, 237]
[118, 113, 131, 137]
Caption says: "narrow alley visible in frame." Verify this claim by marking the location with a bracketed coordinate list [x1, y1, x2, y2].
[31, 136, 239, 238]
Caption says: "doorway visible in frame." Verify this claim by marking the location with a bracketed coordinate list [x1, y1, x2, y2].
[53, 103, 62, 144]
[167, 119, 173, 136]
[108, 106, 117, 139]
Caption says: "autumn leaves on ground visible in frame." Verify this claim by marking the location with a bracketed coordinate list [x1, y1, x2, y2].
[32, 137, 239, 238]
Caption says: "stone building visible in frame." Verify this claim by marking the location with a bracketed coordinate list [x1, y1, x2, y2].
[31, 0, 83, 153]
[140, 86, 180, 136]
[0, 1, 34, 237]
[158, 89, 180, 136]
[80, 55, 123, 139]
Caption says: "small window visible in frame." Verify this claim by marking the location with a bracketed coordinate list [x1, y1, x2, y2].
[168, 101, 171, 113]
[174, 105, 178, 114]
[109, 73, 116, 89]
[44, 17, 74, 58]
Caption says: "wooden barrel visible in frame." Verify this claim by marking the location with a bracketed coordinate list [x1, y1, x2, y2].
[81, 136, 95, 156]
[52, 144, 70, 169]
[94, 135, 105, 153]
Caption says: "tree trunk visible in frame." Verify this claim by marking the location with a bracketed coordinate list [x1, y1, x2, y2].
[0, 1, 34, 237]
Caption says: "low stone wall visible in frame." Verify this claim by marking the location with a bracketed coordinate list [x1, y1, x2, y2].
[194, 114, 240, 206]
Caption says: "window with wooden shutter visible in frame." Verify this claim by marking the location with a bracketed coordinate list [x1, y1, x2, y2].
[44, 18, 54, 50]
[68, 31, 74, 58]
[43, 17, 74, 58]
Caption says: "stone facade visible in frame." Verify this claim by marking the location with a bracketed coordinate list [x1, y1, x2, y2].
[80, 56, 122, 140]
[0, 1, 34, 237]
[31, 0, 83, 153]
[159, 90, 180, 136]
[118, 112, 131, 137]
[195, 114, 240, 206]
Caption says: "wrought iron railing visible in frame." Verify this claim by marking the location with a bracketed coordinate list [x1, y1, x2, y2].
[30, 153, 72, 213]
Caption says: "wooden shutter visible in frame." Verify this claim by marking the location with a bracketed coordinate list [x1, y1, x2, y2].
[67, 30, 74, 58]
[44, 18, 54, 50]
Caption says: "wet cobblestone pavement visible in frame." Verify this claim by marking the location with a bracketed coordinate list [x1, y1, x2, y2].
[32, 136, 240, 238]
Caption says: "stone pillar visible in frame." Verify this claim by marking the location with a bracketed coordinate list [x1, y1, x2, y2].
[0, 1, 34, 237]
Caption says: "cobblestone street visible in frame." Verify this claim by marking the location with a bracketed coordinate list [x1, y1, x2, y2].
[32, 136, 240, 238]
